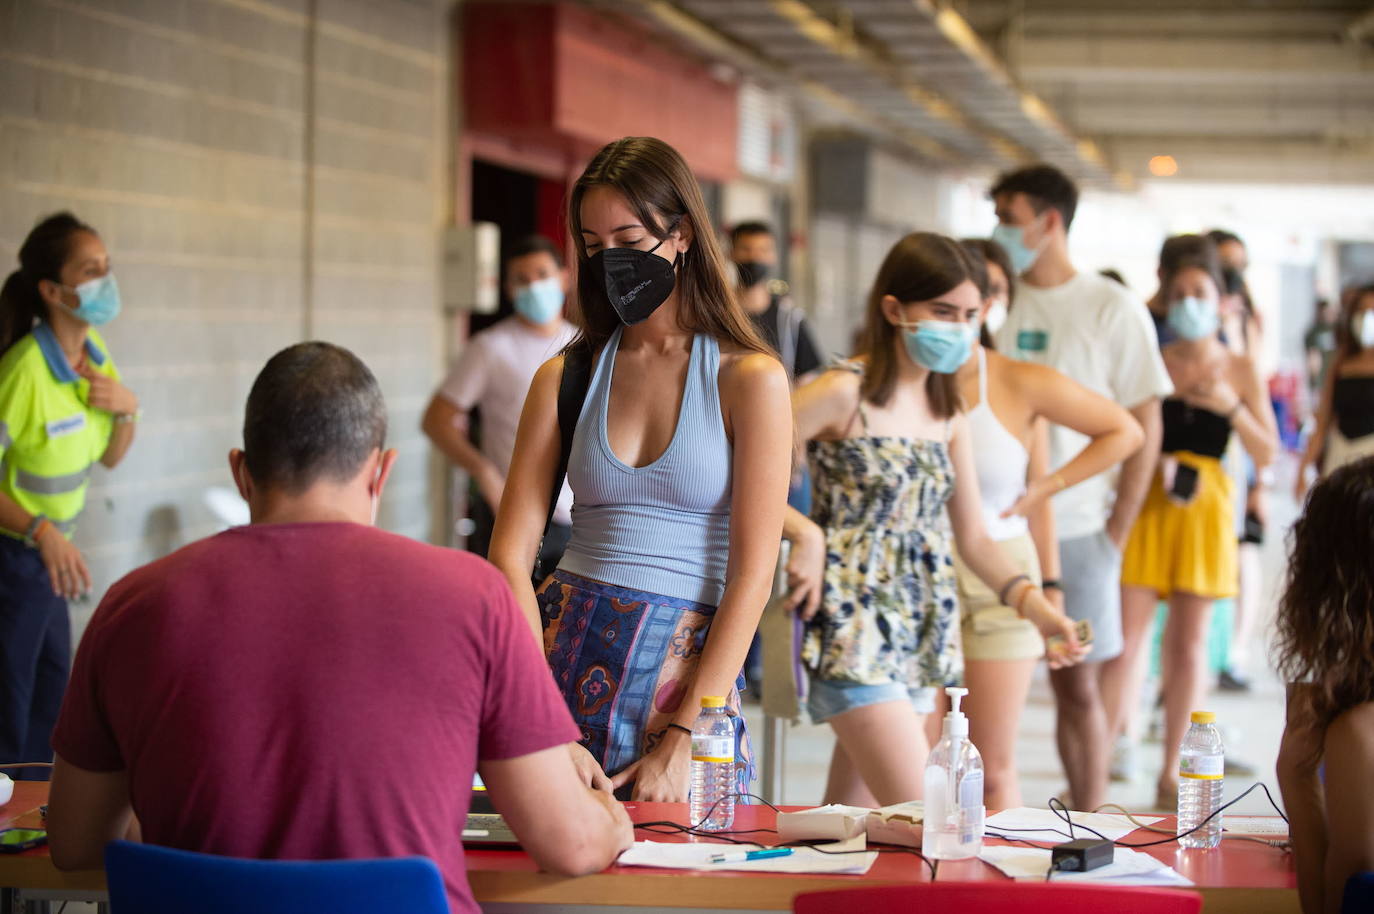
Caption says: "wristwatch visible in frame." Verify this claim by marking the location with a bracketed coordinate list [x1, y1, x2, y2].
[23, 514, 50, 548]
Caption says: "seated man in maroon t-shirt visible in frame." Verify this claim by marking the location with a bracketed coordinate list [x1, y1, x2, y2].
[45, 342, 632, 912]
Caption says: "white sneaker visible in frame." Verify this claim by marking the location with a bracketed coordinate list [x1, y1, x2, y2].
[1110, 736, 1138, 782]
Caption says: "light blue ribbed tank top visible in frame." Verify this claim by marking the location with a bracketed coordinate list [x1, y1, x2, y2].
[559, 325, 733, 605]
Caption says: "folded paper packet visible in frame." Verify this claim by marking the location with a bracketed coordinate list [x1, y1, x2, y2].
[866, 801, 925, 848]
[775, 804, 872, 842]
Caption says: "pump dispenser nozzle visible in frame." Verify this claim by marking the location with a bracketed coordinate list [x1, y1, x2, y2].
[943, 686, 969, 738]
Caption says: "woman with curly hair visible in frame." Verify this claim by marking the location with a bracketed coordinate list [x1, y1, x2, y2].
[1275, 455, 1374, 914]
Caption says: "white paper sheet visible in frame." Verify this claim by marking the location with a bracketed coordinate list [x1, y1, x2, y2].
[978, 844, 1193, 886]
[985, 807, 1163, 843]
[1223, 817, 1290, 836]
[617, 835, 877, 875]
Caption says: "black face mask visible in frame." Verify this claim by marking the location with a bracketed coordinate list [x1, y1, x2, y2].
[586, 219, 682, 326]
[735, 261, 773, 289]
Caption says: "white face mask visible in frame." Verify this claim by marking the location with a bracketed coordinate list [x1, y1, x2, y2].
[1356, 311, 1374, 349]
[984, 299, 1009, 336]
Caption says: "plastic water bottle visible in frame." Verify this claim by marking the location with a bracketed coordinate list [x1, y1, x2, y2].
[689, 696, 736, 831]
[922, 687, 985, 860]
[1177, 710, 1224, 848]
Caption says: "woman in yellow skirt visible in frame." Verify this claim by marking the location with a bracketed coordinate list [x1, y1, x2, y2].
[1113, 236, 1277, 809]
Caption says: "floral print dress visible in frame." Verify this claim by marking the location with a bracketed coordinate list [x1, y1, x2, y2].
[802, 363, 962, 690]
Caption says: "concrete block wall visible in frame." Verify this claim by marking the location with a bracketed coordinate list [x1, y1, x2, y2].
[0, 0, 453, 638]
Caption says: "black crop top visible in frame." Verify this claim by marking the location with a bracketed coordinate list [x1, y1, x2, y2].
[1161, 398, 1232, 459]
[1333, 376, 1374, 440]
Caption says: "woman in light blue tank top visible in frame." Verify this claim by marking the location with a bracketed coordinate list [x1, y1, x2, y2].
[490, 138, 792, 802]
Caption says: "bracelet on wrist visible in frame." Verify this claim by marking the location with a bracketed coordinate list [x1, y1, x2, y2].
[1041, 579, 1062, 591]
[665, 723, 693, 738]
[22, 514, 51, 548]
[997, 573, 1030, 606]
[115, 408, 142, 425]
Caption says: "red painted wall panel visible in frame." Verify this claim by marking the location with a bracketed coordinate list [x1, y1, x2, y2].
[463, 1, 738, 182]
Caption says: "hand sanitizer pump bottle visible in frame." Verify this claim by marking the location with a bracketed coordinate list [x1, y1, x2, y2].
[921, 686, 985, 860]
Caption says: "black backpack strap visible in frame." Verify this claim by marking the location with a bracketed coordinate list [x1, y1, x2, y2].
[535, 343, 593, 579]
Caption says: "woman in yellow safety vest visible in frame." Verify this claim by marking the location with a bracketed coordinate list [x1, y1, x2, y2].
[0, 212, 139, 780]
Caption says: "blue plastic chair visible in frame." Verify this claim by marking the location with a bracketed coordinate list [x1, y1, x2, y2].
[104, 841, 448, 914]
[1344, 872, 1374, 913]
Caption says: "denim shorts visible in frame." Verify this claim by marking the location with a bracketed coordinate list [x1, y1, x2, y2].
[807, 677, 937, 723]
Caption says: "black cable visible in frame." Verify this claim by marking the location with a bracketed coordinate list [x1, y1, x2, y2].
[1042, 781, 1289, 850]
[630, 791, 938, 880]
[782, 838, 938, 881]
[633, 821, 766, 845]
[986, 831, 1073, 847]
[1048, 796, 1078, 840]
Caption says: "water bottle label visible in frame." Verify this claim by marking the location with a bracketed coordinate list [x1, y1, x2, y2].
[959, 805, 985, 845]
[691, 736, 732, 763]
[1179, 755, 1223, 779]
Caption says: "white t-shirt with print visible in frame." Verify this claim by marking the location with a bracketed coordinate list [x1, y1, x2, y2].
[437, 316, 577, 525]
[994, 271, 1173, 540]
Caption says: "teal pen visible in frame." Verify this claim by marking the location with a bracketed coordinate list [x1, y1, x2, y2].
[709, 847, 795, 864]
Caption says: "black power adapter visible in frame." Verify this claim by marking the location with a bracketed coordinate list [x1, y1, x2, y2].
[1051, 838, 1114, 873]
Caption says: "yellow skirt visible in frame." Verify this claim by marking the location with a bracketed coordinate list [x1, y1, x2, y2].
[1121, 452, 1237, 600]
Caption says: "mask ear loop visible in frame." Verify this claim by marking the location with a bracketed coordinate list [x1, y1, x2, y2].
[646, 214, 686, 255]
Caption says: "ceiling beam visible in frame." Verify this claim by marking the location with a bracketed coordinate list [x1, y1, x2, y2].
[1016, 35, 1374, 87]
[1348, 5, 1374, 42]
[604, 0, 959, 164]
[1104, 134, 1374, 184]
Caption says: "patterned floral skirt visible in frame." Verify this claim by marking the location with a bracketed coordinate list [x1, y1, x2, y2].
[537, 570, 752, 797]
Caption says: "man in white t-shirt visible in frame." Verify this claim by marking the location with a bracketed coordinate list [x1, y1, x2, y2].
[422, 235, 576, 571]
[991, 164, 1172, 812]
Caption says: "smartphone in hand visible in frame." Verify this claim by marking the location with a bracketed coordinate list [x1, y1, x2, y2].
[1047, 618, 1094, 656]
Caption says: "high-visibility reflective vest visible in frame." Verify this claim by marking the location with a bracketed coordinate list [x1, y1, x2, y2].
[0, 322, 120, 540]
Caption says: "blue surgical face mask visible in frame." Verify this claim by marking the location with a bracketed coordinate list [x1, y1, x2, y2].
[900, 320, 976, 374]
[59, 273, 121, 326]
[512, 276, 564, 325]
[991, 217, 1046, 275]
[1167, 295, 1219, 341]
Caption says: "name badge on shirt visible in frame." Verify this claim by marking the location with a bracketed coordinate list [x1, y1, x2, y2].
[46, 413, 87, 439]
[1017, 329, 1049, 353]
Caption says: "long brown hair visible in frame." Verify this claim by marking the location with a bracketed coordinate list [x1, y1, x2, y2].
[1, 212, 94, 356]
[567, 137, 772, 357]
[857, 232, 971, 418]
[960, 238, 1014, 350]
[1274, 456, 1374, 755]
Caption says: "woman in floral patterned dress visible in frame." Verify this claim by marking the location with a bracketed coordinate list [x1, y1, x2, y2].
[782, 232, 1084, 807]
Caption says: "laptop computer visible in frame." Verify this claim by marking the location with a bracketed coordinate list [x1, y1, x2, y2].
[462, 779, 520, 848]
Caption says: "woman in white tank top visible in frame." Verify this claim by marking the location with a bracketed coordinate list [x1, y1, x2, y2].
[945, 240, 1144, 808]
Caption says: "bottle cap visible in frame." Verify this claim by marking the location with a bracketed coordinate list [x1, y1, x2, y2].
[1190, 710, 1216, 724]
[700, 696, 726, 708]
